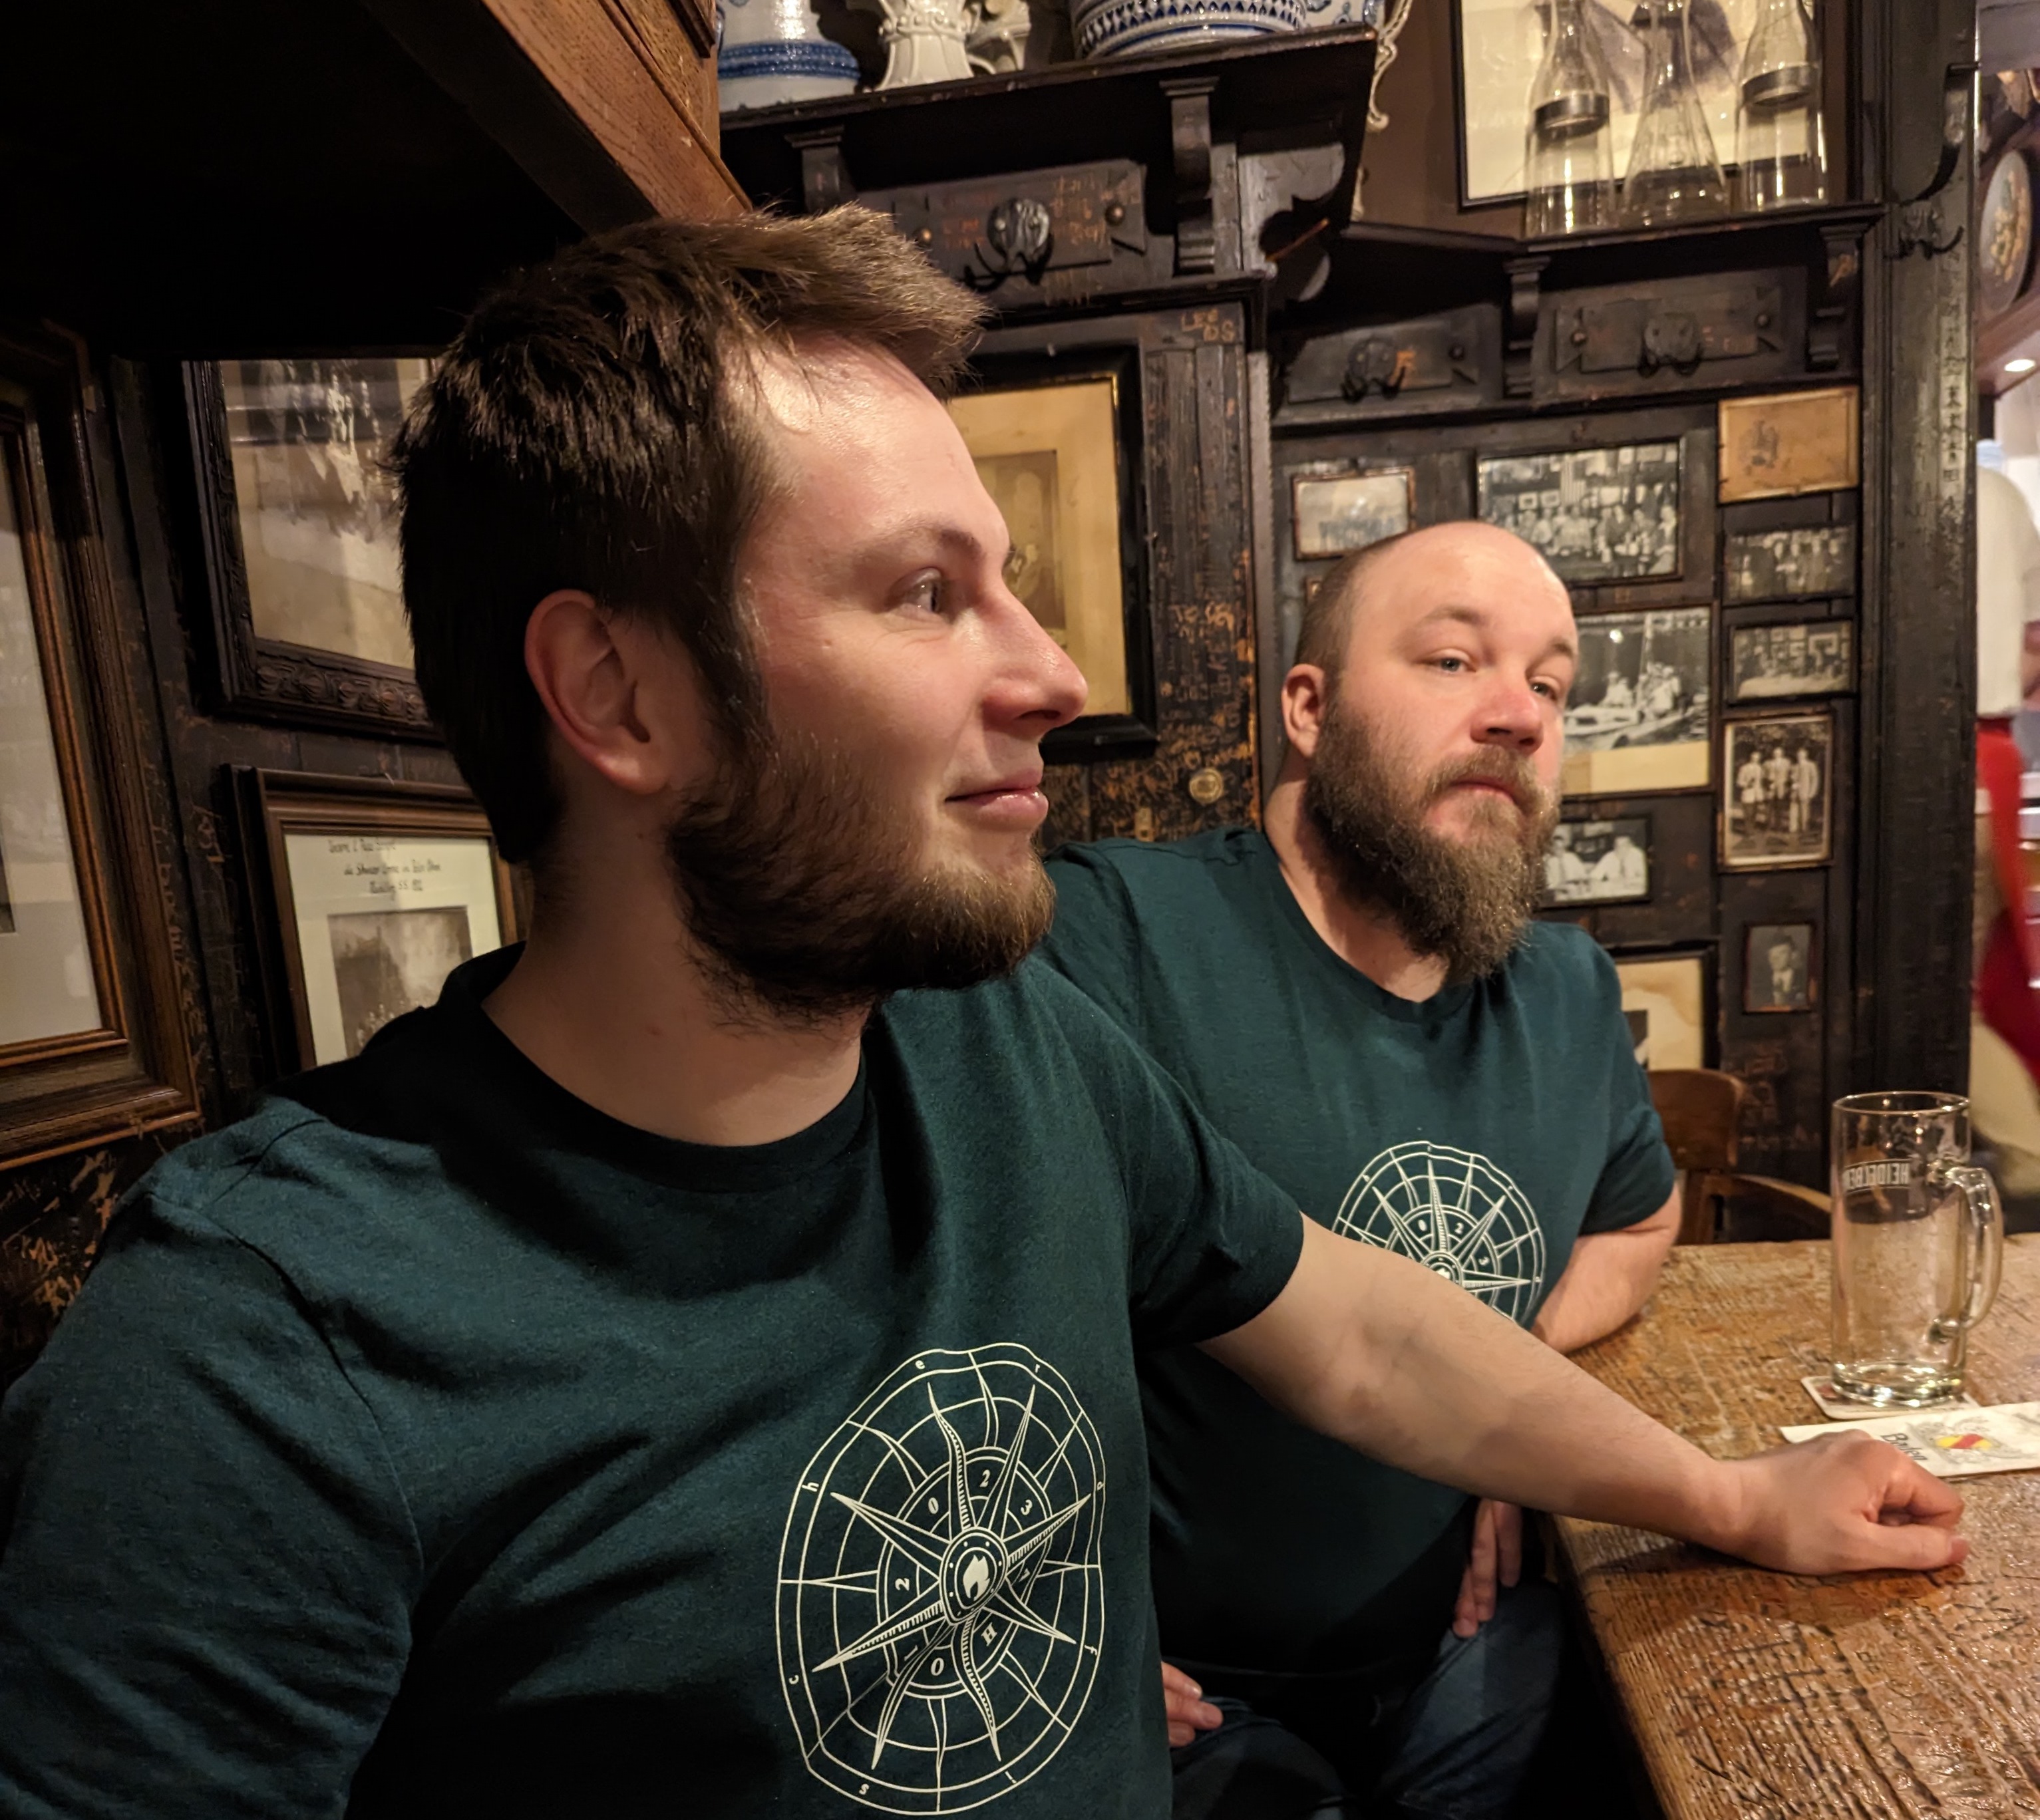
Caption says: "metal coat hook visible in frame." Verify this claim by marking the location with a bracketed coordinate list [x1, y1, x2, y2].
[1890, 59, 1974, 260]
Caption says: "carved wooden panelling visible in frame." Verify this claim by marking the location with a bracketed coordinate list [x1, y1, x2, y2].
[1536, 270, 1807, 405]
[1274, 307, 1500, 428]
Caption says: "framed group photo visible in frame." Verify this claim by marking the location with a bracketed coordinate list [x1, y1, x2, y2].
[1561, 605, 1712, 796]
[186, 355, 435, 738]
[1476, 441, 1683, 584]
[1542, 816, 1651, 907]
[242, 770, 520, 1071]
[1721, 710, 1834, 869]
[1727, 620, 1853, 702]
[1291, 467, 1413, 559]
[1723, 524, 1856, 602]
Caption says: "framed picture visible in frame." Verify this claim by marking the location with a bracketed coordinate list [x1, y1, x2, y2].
[186, 356, 436, 738]
[1291, 468, 1413, 559]
[1727, 620, 1853, 702]
[948, 355, 1149, 751]
[1542, 816, 1651, 907]
[0, 325, 199, 1167]
[1723, 524, 1856, 601]
[1476, 442, 1681, 583]
[1717, 388, 1860, 503]
[1452, 0, 1761, 207]
[1721, 710, 1834, 869]
[1562, 605, 1711, 796]
[1614, 953, 1707, 1071]
[1744, 921, 1815, 1012]
[242, 770, 521, 1071]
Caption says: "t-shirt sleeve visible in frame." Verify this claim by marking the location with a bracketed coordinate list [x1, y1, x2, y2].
[1037, 845, 1150, 1036]
[0, 1182, 419, 1818]
[1041, 971, 1303, 1350]
[1578, 947, 1679, 1235]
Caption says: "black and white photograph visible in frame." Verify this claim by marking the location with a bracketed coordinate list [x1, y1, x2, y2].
[1745, 921, 1815, 1012]
[328, 906, 474, 1060]
[1729, 621, 1852, 702]
[1542, 818, 1651, 907]
[1614, 953, 1707, 1070]
[1723, 524, 1857, 601]
[1476, 442, 1682, 583]
[1291, 469, 1413, 559]
[1562, 605, 1711, 795]
[1722, 711, 1834, 869]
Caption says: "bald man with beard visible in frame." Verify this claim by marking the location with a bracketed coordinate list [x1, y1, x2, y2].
[1036, 522, 1683, 1820]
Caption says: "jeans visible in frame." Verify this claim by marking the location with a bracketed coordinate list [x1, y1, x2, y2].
[1169, 1579, 1564, 1820]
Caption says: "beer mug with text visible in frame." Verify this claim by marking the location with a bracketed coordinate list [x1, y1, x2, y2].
[1830, 1092, 2003, 1406]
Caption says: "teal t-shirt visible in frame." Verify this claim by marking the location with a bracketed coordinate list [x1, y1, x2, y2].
[1037, 828, 1675, 1678]
[0, 947, 1303, 1819]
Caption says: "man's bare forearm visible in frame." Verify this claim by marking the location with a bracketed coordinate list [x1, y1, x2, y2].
[1203, 1219, 1743, 1547]
[1532, 1191, 1679, 1355]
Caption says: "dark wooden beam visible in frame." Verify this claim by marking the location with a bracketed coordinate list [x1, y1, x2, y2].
[1850, 0, 1978, 1096]
[359, 0, 746, 229]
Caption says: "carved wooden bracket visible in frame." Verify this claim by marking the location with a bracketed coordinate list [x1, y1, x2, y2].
[1502, 253, 1548, 398]
[1809, 220, 1864, 371]
[1160, 76, 1218, 277]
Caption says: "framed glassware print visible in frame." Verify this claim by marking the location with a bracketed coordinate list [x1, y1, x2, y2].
[186, 355, 437, 738]
[241, 770, 520, 1071]
[0, 325, 199, 1166]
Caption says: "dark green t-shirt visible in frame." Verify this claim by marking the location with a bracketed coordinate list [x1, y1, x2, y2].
[0, 947, 1303, 1819]
[1037, 828, 1675, 1679]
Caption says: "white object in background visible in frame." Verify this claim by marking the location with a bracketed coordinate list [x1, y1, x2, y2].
[1073, 0, 1300, 62]
[717, 0, 861, 110]
[856, 0, 975, 85]
[1979, 464, 2040, 717]
[967, 0, 1072, 73]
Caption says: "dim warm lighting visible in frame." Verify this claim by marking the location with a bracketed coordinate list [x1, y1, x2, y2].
[2007, 358, 2037, 375]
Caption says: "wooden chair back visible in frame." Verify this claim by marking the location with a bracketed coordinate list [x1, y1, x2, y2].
[1648, 1068, 1832, 1244]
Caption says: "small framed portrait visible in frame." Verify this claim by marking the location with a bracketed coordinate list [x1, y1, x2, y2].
[1476, 441, 1682, 583]
[949, 366, 1138, 727]
[1728, 620, 1853, 702]
[1717, 388, 1860, 504]
[1721, 710, 1834, 870]
[1542, 817, 1651, 907]
[1614, 953, 1707, 1071]
[242, 770, 522, 1071]
[1290, 468, 1413, 559]
[1562, 605, 1712, 796]
[1744, 921, 1816, 1012]
[186, 356, 436, 738]
[1723, 524, 1857, 601]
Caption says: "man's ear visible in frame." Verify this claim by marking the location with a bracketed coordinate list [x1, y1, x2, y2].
[524, 591, 703, 798]
[1281, 663, 1332, 763]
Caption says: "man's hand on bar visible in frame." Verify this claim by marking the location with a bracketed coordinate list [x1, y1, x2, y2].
[1202, 1218, 1967, 1578]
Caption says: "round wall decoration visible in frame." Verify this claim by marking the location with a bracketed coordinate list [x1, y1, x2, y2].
[1981, 150, 2035, 320]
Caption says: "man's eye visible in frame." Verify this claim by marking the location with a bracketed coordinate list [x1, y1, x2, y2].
[1433, 656, 1467, 673]
[906, 575, 944, 613]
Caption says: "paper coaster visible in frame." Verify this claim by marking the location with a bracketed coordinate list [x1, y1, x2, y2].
[1800, 1374, 1977, 1420]
[1780, 1402, 2040, 1477]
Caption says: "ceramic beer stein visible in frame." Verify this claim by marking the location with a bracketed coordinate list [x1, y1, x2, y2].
[717, 0, 861, 110]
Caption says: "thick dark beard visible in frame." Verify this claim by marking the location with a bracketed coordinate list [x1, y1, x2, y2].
[664, 727, 1054, 1027]
[1302, 695, 1558, 984]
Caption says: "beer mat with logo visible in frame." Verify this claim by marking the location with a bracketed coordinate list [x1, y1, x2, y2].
[1800, 1374, 1978, 1420]
[1779, 1402, 2040, 1477]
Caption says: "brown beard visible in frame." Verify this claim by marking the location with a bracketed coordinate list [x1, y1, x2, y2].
[1302, 693, 1558, 983]
[663, 724, 1054, 1026]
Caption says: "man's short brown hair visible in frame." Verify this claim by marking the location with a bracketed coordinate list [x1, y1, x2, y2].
[392, 208, 985, 865]
[1292, 530, 1417, 679]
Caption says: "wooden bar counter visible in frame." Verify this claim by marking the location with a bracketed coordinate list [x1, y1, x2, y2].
[1553, 1237, 2040, 1819]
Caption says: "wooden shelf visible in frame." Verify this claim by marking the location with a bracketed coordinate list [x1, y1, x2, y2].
[720, 25, 1379, 205]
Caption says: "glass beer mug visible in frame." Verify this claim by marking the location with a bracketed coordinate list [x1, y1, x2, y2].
[1830, 1092, 2003, 1406]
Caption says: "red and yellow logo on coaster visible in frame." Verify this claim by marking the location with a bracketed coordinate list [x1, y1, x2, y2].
[1936, 1432, 1997, 1451]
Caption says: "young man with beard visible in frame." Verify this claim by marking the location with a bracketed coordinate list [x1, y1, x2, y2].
[0, 220, 1965, 1820]
[1037, 522, 1683, 1820]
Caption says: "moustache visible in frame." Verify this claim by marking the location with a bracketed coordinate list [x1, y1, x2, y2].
[1427, 752, 1551, 818]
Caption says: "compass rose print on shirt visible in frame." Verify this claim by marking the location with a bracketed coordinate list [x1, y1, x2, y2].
[776, 1344, 1107, 1813]
[1333, 1143, 1548, 1327]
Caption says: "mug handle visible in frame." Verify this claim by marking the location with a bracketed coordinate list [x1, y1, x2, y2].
[1930, 1162, 2004, 1340]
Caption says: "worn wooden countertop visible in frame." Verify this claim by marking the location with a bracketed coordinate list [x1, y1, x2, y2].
[1554, 1236, 2040, 1820]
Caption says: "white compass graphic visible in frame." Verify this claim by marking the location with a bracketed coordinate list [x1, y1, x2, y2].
[776, 1344, 1106, 1813]
[1333, 1142, 1546, 1326]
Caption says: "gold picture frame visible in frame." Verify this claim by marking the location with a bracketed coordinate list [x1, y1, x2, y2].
[1717, 387, 1860, 503]
[949, 377, 1132, 720]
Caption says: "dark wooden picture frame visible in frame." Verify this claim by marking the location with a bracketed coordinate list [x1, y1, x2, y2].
[1726, 615, 1854, 702]
[1720, 708, 1835, 871]
[1743, 920, 1816, 1012]
[183, 357, 436, 740]
[0, 324, 200, 1167]
[1542, 815, 1652, 907]
[956, 340, 1157, 762]
[239, 770, 521, 1074]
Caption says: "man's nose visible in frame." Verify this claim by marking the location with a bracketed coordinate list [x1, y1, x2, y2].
[1474, 677, 1546, 751]
[991, 599, 1088, 732]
